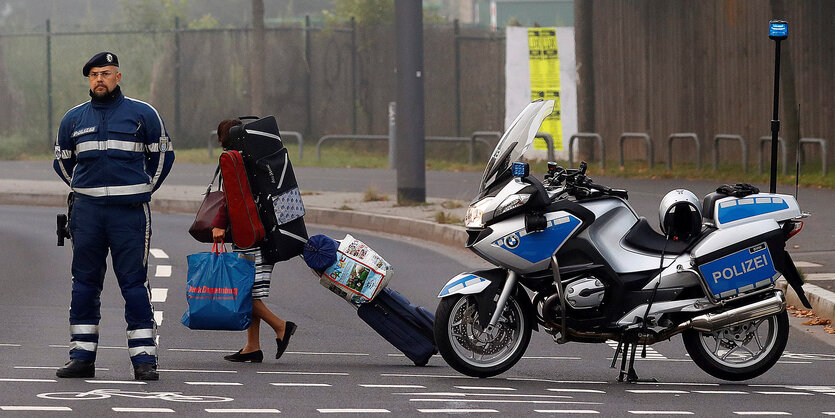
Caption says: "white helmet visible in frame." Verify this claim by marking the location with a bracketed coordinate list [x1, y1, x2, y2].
[658, 189, 703, 240]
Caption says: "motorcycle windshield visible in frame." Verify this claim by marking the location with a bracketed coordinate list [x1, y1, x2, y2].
[479, 100, 555, 194]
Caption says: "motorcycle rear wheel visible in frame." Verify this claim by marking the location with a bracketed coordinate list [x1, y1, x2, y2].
[683, 310, 789, 381]
[434, 292, 532, 378]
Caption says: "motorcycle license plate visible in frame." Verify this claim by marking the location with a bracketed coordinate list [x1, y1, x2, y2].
[698, 243, 780, 300]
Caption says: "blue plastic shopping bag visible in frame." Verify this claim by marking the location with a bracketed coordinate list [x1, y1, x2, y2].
[181, 243, 255, 330]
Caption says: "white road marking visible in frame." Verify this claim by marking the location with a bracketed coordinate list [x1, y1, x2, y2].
[395, 392, 571, 399]
[805, 273, 835, 281]
[258, 371, 350, 376]
[510, 379, 607, 384]
[606, 340, 668, 360]
[522, 356, 582, 360]
[626, 390, 689, 394]
[0, 406, 72, 411]
[694, 390, 748, 395]
[733, 413, 791, 416]
[154, 310, 164, 325]
[0, 343, 21, 347]
[547, 388, 606, 394]
[270, 383, 331, 387]
[754, 391, 813, 396]
[822, 413, 835, 416]
[409, 399, 602, 405]
[360, 384, 425, 389]
[155, 265, 172, 277]
[535, 410, 600, 415]
[14, 366, 110, 372]
[628, 412, 693, 415]
[0, 378, 56, 383]
[418, 409, 499, 414]
[381, 373, 473, 379]
[185, 382, 243, 386]
[455, 385, 516, 391]
[318, 409, 389, 413]
[793, 261, 821, 268]
[85, 380, 146, 385]
[286, 351, 368, 356]
[635, 382, 718, 386]
[149, 249, 169, 259]
[151, 288, 168, 303]
[206, 409, 281, 414]
[113, 407, 174, 413]
[170, 348, 241, 353]
[157, 369, 237, 374]
[775, 361, 812, 364]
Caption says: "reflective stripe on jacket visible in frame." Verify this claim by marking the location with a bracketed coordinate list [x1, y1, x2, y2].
[53, 89, 175, 204]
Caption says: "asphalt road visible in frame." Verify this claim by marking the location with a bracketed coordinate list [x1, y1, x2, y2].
[1, 205, 834, 416]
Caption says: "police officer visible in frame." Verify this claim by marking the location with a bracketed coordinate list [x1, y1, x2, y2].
[53, 52, 175, 381]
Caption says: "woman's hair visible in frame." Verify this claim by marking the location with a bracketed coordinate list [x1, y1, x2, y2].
[217, 118, 242, 149]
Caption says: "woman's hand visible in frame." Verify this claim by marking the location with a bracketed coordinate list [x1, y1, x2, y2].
[212, 227, 226, 243]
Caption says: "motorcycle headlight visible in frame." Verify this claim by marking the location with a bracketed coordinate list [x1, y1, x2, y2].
[465, 197, 495, 228]
[494, 193, 531, 218]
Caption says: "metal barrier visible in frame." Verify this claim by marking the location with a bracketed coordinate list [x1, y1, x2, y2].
[798, 137, 828, 175]
[667, 133, 701, 170]
[618, 132, 653, 168]
[758, 136, 787, 175]
[568, 133, 605, 169]
[470, 131, 502, 164]
[209, 130, 304, 160]
[316, 133, 492, 162]
[535, 132, 556, 163]
[713, 134, 748, 173]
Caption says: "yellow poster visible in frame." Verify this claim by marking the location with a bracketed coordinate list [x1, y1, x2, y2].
[528, 28, 562, 151]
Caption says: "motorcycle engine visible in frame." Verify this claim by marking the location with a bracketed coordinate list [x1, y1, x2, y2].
[564, 277, 605, 309]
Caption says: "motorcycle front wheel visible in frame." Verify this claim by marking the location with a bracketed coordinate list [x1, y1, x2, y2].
[682, 310, 789, 381]
[434, 292, 532, 378]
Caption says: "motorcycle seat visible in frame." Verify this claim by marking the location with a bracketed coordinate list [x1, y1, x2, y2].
[622, 217, 690, 255]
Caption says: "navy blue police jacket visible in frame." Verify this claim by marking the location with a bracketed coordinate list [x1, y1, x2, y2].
[53, 86, 175, 205]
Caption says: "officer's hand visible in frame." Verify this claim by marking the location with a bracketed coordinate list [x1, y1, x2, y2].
[212, 227, 226, 243]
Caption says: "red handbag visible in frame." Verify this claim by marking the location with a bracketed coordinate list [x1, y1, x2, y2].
[188, 166, 231, 243]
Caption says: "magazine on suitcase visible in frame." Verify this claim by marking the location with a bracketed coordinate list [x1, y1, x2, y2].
[230, 116, 308, 263]
[357, 288, 437, 366]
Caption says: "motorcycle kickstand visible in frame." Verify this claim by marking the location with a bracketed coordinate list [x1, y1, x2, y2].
[616, 340, 657, 383]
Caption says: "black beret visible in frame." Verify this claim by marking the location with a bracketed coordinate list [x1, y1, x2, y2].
[82, 52, 119, 77]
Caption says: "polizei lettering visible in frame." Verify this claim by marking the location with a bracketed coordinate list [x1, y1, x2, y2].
[711, 253, 769, 284]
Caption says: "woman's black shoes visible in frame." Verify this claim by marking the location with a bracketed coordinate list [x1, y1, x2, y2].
[223, 349, 263, 363]
[276, 322, 297, 359]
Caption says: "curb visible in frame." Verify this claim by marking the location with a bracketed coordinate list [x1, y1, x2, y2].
[4, 190, 832, 323]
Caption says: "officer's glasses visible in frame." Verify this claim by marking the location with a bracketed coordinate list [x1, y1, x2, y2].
[88, 71, 114, 79]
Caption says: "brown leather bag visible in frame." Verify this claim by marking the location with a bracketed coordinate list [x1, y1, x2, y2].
[189, 166, 231, 243]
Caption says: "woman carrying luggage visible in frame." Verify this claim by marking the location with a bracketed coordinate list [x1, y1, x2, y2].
[212, 118, 297, 363]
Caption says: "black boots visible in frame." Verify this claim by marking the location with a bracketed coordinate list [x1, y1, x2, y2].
[57, 359, 158, 380]
[223, 349, 264, 363]
[133, 363, 159, 381]
[56, 359, 95, 378]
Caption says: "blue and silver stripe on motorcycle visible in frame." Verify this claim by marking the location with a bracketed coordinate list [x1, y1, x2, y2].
[438, 273, 490, 297]
[492, 214, 582, 264]
[717, 196, 789, 225]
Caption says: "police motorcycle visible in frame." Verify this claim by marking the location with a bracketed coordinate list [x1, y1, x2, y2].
[434, 99, 810, 382]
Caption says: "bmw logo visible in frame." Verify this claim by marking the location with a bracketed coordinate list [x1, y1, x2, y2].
[505, 235, 519, 249]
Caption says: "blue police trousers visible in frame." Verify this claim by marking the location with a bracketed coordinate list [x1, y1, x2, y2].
[68, 197, 157, 366]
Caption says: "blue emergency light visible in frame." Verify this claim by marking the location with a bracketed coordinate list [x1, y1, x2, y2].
[512, 162, 530, 178]
[769, 20, 787, 40]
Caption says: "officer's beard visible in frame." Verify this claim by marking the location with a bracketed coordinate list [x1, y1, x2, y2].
[91, 84, 111, 98]
[89, 85, 121, 103]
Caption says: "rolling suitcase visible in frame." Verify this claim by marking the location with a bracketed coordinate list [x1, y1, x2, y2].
[357, 288, 437, 366]
[219, 150, 265, 248]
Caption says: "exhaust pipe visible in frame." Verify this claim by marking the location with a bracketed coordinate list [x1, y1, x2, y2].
[679, 291, 786, 333]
